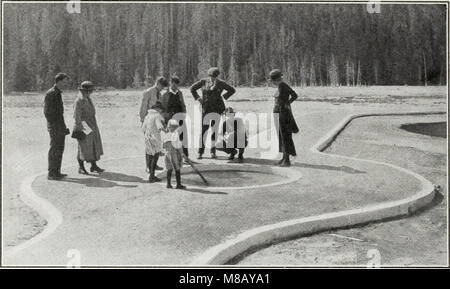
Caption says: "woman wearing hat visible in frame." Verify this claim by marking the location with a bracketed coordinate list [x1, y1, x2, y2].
[73, 81, 104, 174]
[270, 69, 299, 167]
[190, 67, 236, 159]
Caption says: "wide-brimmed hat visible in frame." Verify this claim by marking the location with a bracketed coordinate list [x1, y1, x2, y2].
[269, 69, 283, 81]
[208, 67, 220, 77]
[78, 81, 95, 91]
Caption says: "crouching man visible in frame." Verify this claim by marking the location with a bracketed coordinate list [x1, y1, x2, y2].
[216, 107, 248, 162]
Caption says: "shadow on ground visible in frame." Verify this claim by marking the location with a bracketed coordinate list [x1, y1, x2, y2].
[233, 158, 366, 174]
[58, 171, 147, 188]
[59, 177, 138, 188]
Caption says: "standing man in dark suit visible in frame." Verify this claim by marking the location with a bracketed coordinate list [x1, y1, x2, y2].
[190, 67, 236, 159]
[44, 73, 71, 180]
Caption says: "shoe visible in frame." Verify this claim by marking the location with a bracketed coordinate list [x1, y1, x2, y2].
[197, 153, 203, 160]
[148, 176, 162, 183]
[228, 151, 236, 160]
[90, 166, 105, 173]
[211, 153, 217, 159]
[238, 154, 244, 163]
[176, 184, 186, 189]
[276, 158, 284, 165]
[167, 183, 173, 189]
[279, 161, 291, 167]
[56, 173, 67, 178]
[78, 168, 89, 175]
[155, 165, 164, 171]
[47, 174, 63, 180]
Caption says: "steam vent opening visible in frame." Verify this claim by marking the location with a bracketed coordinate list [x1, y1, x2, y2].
[400, 122, 447, 138]
[183, 169, 284, 187]
[158, 164, 302, 190]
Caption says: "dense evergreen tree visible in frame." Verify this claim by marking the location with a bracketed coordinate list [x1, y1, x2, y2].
[3, 2, 446, 91]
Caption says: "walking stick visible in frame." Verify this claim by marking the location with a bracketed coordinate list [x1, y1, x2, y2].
[182, 153, 209, 185]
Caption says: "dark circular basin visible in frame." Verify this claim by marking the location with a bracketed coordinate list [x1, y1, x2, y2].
[182, 169, 284, 187]
[400, 122, 446, 138]
[156, 163, 302, 190]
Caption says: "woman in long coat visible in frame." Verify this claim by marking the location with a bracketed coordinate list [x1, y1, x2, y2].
[270, 69, 299, 167]
[73, 81, 104, 174]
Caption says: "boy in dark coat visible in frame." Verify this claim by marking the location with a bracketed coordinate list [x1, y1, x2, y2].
[160, 76, 188, 157]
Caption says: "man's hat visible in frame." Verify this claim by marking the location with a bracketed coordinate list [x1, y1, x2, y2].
[269, 69, 283, 81]
[208, 67, 220, 77]
[78, 81, 95, 91]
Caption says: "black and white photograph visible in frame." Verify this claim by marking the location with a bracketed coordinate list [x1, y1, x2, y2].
[1, 0, 448, 272]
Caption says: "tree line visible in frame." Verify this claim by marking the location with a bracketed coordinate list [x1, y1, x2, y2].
[3, 2, 447, 92]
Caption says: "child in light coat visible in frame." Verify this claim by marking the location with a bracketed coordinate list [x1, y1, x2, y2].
[142, 101, 166, 183]
[163, 119, 187, 189]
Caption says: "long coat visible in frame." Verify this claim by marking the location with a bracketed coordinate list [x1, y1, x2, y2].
[273, 82, 299, 156]
[73, 96, 104, 162]
[44, 85, 67, 131]
[142, 109, 165, 155]
[190, 78, 236, 115]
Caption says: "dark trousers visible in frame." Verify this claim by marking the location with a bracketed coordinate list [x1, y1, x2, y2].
[48, 128, 66, 175]
[179, 119, 189, 157]
[146, 154, 160, 178]
[198, 116, 220, 155]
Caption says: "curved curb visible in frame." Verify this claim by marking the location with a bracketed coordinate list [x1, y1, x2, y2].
[189, 111, 445, 265]
[3, 172, 63, 260]
[2, 155, 142, 260]
[156, 163, 302, 191]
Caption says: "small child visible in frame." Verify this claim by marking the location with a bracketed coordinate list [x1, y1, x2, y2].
[142, 101, 166, 183]
[163, 119, 187, 189]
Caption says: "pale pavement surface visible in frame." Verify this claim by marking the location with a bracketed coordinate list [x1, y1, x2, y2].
[3, 98, 444, 265]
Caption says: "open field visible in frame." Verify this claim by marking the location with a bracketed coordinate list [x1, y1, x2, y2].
[2, 85, 447, 265]
[4, 86, 447, 108]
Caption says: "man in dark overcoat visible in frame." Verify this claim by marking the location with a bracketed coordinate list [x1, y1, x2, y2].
[44, 72, 71, 180]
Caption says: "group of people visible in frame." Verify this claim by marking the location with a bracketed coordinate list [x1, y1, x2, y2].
[43, 67, 299, 189]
